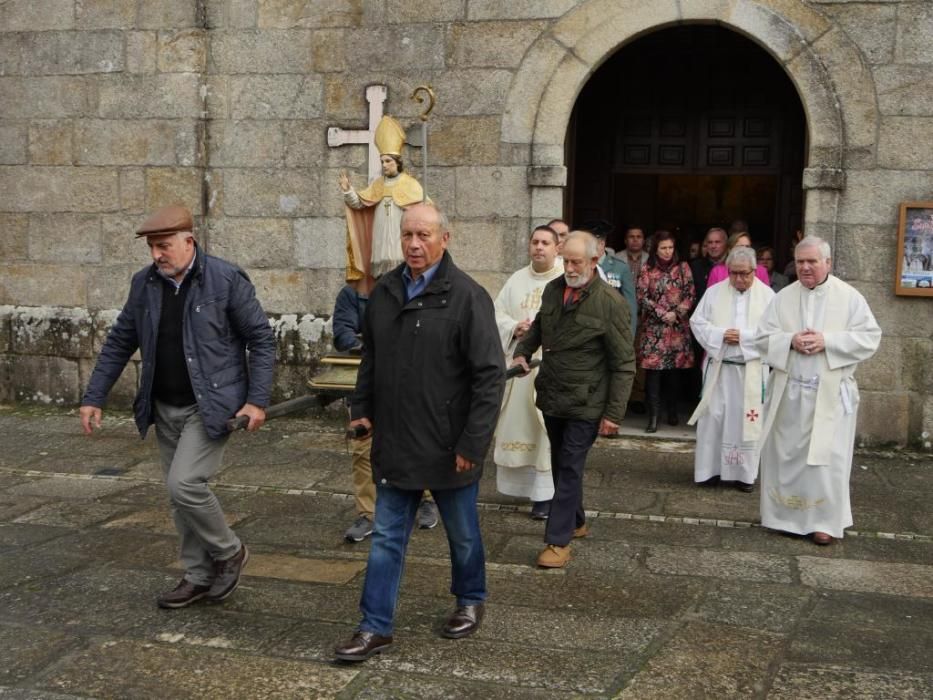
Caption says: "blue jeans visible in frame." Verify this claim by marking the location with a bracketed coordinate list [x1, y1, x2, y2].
[359, 481, 486, 636]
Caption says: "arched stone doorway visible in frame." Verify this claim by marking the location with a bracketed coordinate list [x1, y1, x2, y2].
[505, 1, 879, 255]
[568, 26, 806, 267]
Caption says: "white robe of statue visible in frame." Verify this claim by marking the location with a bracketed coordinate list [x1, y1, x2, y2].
[344, 174, 407, 278]
[754, 276, 881, 538]
[689, 279, 774, 484]
[493, 261, 563, 501]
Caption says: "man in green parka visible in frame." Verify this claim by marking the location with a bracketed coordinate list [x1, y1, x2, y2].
[512, 231, 635, 568]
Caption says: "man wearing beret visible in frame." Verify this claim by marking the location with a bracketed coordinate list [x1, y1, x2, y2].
[80, 205, 275, 609]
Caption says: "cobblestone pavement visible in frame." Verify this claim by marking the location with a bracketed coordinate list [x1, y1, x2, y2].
[0, 405, 931, 699]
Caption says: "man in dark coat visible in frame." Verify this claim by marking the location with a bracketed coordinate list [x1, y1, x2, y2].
[334, 202, 505, 662]
[513, 231, 635, 569]
[80, 205, 275, 609]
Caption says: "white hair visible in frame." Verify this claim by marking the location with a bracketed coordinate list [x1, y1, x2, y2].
[796, 235, 831, 260]
[726, 246, 757, 269]
[564, 230, 599, 259]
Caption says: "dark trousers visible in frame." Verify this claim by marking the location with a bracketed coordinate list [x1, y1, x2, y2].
[543, 415, 600, 546]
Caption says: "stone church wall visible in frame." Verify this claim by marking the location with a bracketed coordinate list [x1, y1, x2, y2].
[0, 0, 931, 446]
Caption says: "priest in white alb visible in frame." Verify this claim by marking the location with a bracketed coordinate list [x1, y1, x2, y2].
[493, 225, 563, 519]
[688, 246, 774, 492]
[754, 236, 881, 545]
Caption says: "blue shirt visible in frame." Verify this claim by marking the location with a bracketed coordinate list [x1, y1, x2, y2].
[402, 259, 442, 302]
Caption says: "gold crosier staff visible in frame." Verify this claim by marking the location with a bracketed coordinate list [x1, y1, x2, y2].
[410, 85, 436, 203]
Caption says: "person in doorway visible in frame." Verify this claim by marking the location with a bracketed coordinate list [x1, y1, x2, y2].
[783, 229, 804, 282]
[689, 227, 727, 303]
[706, 231, 770, 288]
[335, 202, 504, 661]
[688, 240, 702, 260]
[756, 245, 789, 292]
[582, 220, 637, 340]
[636, 230, 695, 432]
[493, 225, 564, 519]
[547, 218, 570, 252]
[620, 224, 650, 413]
[754, 236, 881, 545]
[512, 231, 634, 569]
[688, 247, 774, 491]
[80, 205, 275, 609]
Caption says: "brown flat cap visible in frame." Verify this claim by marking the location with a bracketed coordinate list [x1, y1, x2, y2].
[135, 205, 193, 237]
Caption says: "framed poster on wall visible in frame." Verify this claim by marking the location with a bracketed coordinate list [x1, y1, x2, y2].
[895, 201, 933, 297]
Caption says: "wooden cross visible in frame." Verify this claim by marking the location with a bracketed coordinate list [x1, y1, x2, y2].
[327, 84, 387, 184]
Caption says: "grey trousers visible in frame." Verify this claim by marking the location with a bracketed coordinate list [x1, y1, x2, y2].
[154, 401, 241, 586]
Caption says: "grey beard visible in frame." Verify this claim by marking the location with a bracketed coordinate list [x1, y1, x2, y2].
[565, 270, 591, 288]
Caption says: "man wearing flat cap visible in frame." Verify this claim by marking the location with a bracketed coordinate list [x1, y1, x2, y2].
[80, 205, 275, 609]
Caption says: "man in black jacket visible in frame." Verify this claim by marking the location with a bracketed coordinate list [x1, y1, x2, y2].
[334, 202, 505, 662]
[80, 205, 275, 610]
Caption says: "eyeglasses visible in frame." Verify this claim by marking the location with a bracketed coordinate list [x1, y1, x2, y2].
[728, 270, 754, 278]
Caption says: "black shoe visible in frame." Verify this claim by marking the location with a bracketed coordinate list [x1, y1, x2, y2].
[530, 500, 551, 520]
[698, 475, 721, 487]
[735, 481, 755, 493]
[441, 603, 485, 639]
[334, 630, 393, 662]
[157, 578, 211, 609]
[205, 544, 249, 602]
[646, 413, 658, 433]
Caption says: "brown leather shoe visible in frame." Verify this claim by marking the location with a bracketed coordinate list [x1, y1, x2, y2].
[441, 603, 485, 639]
[573, 523, 590, 538]
[537, 543, 571, 568]
[157, 578, 211, 609]
[334, 630, 393, 661]
[812, 531, 834, 545]
[205, 544, 249, 602]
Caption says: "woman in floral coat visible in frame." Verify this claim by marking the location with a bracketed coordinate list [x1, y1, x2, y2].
[636, 230, 695, 433]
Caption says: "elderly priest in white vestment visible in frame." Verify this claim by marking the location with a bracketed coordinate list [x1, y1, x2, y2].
[754, 236, 881, 545]
[493, 225, 564, 519]
[688, 246, 774, 492]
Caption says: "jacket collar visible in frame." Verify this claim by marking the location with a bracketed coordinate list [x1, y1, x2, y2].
[385, 251, 454, 306]
[148, 243, 206, 287]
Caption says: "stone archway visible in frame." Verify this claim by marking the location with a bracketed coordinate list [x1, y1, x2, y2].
[505, 0, 879, 246]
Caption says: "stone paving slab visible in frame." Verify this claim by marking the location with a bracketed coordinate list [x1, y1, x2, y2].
[807, 589, 933, 630]
[37, 639, 359, 700]
[798, 555, 933, 598]
[645, 545, 795, 584]
[689, 580, 814, 633]
[231, 552, 366, 585]
[787, 616, 933, 674]
[104, 508, 241, 536]
[767, 664, 933, 699]
[5, 476, 137, 500]
[0, 522, 70, 548]
[617, 621, 785, 699]
[13, 501, 134, 529]
[343, 671, 574, 699]
[0, 623, 81, 685]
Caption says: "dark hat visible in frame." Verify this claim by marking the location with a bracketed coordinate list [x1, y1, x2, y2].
[579, 218, 615, 239]
[135, 205, 193, 237]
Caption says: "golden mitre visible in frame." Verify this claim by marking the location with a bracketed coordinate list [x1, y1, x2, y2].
[374, 115, 405, 157]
